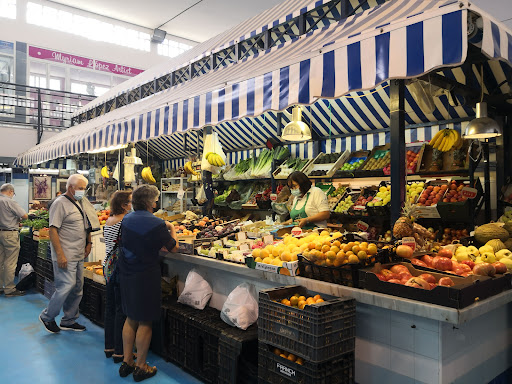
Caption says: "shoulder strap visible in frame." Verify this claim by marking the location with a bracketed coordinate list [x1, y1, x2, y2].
[63, 195, 84, 220]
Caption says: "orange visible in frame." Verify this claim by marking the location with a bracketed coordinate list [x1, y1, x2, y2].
[343, 244, 352, 253]
[290, 296, 299, 306]
[346, 251, 354, 257]
[348, 254, 359, 263]
[360, 242, 369, 250]
[325, 259, 333, 267]
[315, 298, 324, 303]
[298, 296, 306, 302]
[352, 245, 360, 254]
[315, 243, 322, 251]
[313, 294, 322, 301]
[357, 250, 367, 260]
[330, 246, 340, 254]
[347, 242, 355, 248]
[306, 297, 315, 305]
[280, 354, 287, 358]
[273, 348, 282, 356]
[308, 242, 316, 250]
[332, 240, 341, 248]
[354, 241, 361, 245]
[287, 354, 297, 362]
[333, 259, 343, 267]
[336, 251, 345, 259]
[281, 299, 291, 306]
[367, 244, 378, 255]
[296, 358, 304, 365]
[298, 300, 306, 309]
[325, 251, 336, 260]
[321, 245, 330, 253]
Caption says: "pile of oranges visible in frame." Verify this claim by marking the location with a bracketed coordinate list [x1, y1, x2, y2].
[303, 240, 378, 267]
[279, 293, 324, 310]
[273, 348, 304, 365]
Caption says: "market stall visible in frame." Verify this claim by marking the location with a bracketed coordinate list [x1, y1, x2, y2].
[12, 0, 512, 382]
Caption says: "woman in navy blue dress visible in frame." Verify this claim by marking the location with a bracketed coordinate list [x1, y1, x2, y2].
[117, 185, 178, 381]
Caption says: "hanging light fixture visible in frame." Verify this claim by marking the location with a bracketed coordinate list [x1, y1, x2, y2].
[281, 106, 312, 141]
[464, 66, 502, 139]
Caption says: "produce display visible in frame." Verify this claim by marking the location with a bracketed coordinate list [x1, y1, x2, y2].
[271, 348, 304, 365]
[21, 209, 49, 230]
[333, 194, 355, 213]
[429, 128, 463, 152]
[362, 149, 390, 171]
[367, 186, 390, 207]
[339, 157, 366, 171]
[406, 182, 425, 203]
[393, 202, 435, 248]
[441, 180, 468, 203]
[371, 263, 456, 289]
[196, 222, 239, 239]
[96, 209, 110, 225]
[438, 227, 469, 245]
[416, 182, 448, 206]
[276, 292, 325, 310]
[315, 153, 343, 164]
[274, 157, 309, 178]
[405, 147, 422, 174]
[327, 185, 347, 210]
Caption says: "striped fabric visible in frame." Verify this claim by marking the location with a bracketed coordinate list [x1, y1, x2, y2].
[14, 1, 512, 167]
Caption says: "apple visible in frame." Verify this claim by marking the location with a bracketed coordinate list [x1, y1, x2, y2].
[390, 265, 410, 274]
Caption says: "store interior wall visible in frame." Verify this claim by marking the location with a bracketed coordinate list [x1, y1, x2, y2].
[0, 124, 61, 159]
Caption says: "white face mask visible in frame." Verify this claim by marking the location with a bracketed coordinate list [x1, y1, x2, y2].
[291, 188, 301, 197]
[74, 190, 85, 200]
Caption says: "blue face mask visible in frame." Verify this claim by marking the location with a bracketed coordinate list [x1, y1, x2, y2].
[291, 188, 301, 197]
[74, 190, 85, 200]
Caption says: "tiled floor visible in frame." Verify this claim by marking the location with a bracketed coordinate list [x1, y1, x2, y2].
[0, 290, 203, 384]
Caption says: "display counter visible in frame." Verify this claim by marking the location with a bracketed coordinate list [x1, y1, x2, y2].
[162, 252, 512, 384]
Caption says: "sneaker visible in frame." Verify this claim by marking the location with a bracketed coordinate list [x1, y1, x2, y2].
[133, 365, 157, 382]
[5, 289, 25, 297]
[39, 315, 60, 333]
[60, 322, 86, 332]
[119, 362, 135, 378]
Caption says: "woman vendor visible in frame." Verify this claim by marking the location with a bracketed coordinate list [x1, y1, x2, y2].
[284, 171, 330, 229]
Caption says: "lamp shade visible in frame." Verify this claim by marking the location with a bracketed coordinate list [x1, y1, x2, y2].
[281, 106, 312, 141]
[464, 102, 501, 139]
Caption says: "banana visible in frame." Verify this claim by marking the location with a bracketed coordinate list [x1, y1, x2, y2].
[101, 166, 109, 178]
[429, 130, 443, 148]
[453, 136, 464, 150]
[142, 167, 155, 183]
[443, 132, 454, 151]
[141, 167, 148, 181]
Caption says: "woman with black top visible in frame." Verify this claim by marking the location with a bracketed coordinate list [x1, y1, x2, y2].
[117, 185, 178, 382]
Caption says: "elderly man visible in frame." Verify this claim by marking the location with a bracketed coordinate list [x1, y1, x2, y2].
[39, 174, 92, 333]
[0, 183, 28, 297]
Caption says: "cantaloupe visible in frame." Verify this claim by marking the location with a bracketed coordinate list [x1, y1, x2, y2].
[486, 239, 507, 253]
[474, 224, 509, 245]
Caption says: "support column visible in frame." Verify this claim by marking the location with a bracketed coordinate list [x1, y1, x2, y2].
[390, 80, 406, 225]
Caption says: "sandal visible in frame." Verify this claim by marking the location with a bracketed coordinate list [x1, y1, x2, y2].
[119, 362, 135, 378]
[133, 364, 157, 382]
[104, 350, 114, 358]
[113, 354, 137, 364]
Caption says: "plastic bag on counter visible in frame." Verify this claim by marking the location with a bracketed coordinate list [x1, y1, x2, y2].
[18, 263, 34, 282]
[178, 269, 212, 310]
[220, 283, 258, 330]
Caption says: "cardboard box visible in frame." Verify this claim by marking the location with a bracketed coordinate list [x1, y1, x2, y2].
[84, 261, 102, 280]
[414, 179, 450, 219]
[302, 150, 351, 178]
[245, 256, 299, 276]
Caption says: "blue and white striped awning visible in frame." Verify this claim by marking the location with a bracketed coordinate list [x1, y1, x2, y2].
[15, 0, 512, 166]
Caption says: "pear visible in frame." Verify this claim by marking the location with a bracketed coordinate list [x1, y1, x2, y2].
[480, 252, 496, 264]
[495, 249, 512, 260]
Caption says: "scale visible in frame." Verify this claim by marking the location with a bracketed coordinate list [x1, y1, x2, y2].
[190, 161, 202, 182]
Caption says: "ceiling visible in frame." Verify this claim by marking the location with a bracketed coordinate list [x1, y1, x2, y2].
[472, 0, 512, 30]
[49, 0, 286, 43]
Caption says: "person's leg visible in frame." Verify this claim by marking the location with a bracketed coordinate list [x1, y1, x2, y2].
[104, 279, 115, 354]
[2, 231, 21, 294]
[60, 260, 84, 325]
[122, 318, 138, 365]
[40, 260, 75, 322]
[113, 275, 126, 357]
[135, 321, 153, 369]
[0, 234, 6, 290]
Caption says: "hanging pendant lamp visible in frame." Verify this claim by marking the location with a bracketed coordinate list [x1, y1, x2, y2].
[281, 106, 312, 141]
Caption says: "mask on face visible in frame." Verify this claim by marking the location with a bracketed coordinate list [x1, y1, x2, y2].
[291, 188, 302, 197]
[74, 190, 85, 200]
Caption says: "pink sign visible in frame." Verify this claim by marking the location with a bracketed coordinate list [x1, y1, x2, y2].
[29, 46, 143, 77]
[29, 46, 93, 69]
[95, 60, 143, 77]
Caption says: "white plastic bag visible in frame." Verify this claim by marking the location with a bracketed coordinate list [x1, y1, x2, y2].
[201, 132, 226, 174]
[18, 263, 34, 282]
[220, 283, 258, 330]
[178, 269, 212, 309]
[196, 184, 207, 204]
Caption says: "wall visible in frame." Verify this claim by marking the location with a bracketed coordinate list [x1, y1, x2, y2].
[0, 0, 196, 71]
[0, 124, 61, 159]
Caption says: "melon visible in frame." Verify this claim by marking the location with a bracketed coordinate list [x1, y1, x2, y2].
[504, 238, 512, 251]
[486, 239, 507, 253]
[474, 224, 509, 245]
[504, 221, 512, 237]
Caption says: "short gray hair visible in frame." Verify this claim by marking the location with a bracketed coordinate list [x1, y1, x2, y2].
[0, 183, 14, 193]
[66, 174, 88, 189]
[132, 185, 160, 211]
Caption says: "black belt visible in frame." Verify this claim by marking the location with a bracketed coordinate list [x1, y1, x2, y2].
[0, 229, 17, 231]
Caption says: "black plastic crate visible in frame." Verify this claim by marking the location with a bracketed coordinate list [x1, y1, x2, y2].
[258, 286, 355, 362]
[35, 257, 54, 281]
[258, 343, 354, 384]
[35, 273, 45, 295]
[37, 240, 51, 260]
[82, 281, 106, 327]
[185, 317, 220, 383]
[162, 304, 191, 367]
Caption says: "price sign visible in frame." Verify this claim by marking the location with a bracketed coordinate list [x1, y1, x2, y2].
[461, 187, 478, 199]
[263, 235, 274, 244]
[270, 194, 278, 202]
[357, 221, 369, 231]
[236, 231, 247, 241]
[353, 205, 366, 211]
[373, 197, 382, 202]
[239, 243, 250, 251]
[402, 237, 416, 252]
[291, 227, 303, 236]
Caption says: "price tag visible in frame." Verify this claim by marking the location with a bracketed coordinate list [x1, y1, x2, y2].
[353, 205, 366, 211]
[357, 221, 369, 231]
[291, 227, 303, 236]
[402, 237, 416, 252]
[373, 197, 382, 202]
[461, 187, 478, 199]
[177, 189, 185, 200]
[270, 194, 278, 202]
[239, 243, 250, 251]
[263, 235, 274, 245]
[236, 231, 247, 241]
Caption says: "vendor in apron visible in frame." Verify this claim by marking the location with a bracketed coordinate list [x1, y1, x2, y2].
[284, 171, 330, 229]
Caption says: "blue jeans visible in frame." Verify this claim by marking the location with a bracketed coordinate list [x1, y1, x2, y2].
[40, 260, 84, 326]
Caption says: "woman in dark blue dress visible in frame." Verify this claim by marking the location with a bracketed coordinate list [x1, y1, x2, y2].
[117, 185, 178, 382]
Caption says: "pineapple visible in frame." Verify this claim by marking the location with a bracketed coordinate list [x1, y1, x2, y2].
[430, 149, 443, 171]
[393, 201, 416, 239]
[452, 149, 465, 168]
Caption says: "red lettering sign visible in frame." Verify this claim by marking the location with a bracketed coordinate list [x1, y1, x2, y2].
[357, 221, 369, 231]
[461, 187, 478, 199]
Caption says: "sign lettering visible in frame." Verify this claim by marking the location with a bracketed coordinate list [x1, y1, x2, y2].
[357, 221, 369, 231]
[402, 237, 416, 252]
[461, 187, 478, 199]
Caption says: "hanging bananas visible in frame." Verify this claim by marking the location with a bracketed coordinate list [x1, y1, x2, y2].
[101, 166, 110, 178]
[141, 166, 156, 184]
[204, 152, 225, 167]
[429, 129, 461, 152]
[184, 161, 198, 176]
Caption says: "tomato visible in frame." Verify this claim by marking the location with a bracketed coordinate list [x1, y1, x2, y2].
[419, 273, 436, 284]
[396, 245, 414, 259]
[387, 279, 402, 284]
[386, 273, 401, 281]
[438, 277, 454, 287]
[492, 262, 507, 274]
[381, 269, 393, 277]
[375, 273, 387, 281]
[405, 277, 430, 289]
[437, 249, 453, 258]
[460, 260, 475, 269]
[432, 256, 453, 271]
[429, 283, 437, 290]
[458, 264, 472, 273]
[421, 255, 434, 267]
[411, 258, 428, 268]
[398, 272, 413, 280]
[390, 265, 410, 275]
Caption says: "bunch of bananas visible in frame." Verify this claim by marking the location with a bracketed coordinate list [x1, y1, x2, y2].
[184, 161, 198, 176]
[141, 166, 156, 183]
[429, 129, 463, 152]
[101, 166, 110, 178]
[205, 152, 225, 167]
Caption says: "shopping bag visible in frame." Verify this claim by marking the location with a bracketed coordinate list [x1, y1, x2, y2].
[178, 269, 212, 309]
[201, 132, 226, 174]
[16, 271, 36, 291]
[220, 283, 258, 330]
[103, 224, 122, 283]
[196, 184, 207, 204]
[18, 263, 34, 281]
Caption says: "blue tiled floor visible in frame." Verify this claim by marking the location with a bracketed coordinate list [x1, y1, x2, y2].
[0, 290, 203, 384]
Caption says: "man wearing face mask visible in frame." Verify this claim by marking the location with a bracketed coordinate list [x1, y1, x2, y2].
[0, 183, 28, 297]
[283, 171, 330, 229]
[39, 174, 93, 333]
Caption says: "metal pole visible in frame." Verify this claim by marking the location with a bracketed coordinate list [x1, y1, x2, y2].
[390, 79, 406, 225]
[483, 140, 491, 222]
[37, 88, 43, 144]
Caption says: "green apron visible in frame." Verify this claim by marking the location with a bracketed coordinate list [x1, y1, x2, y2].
[290, 192, 315, 230]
